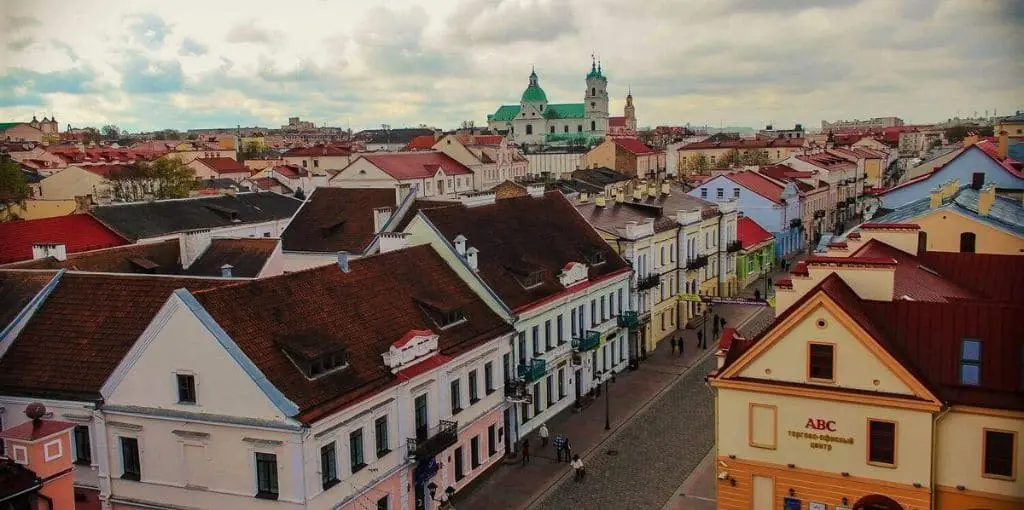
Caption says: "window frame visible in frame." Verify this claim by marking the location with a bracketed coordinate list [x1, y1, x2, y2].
[176, 373, 197, 405]
[254, 451, 279, 499]
[74, 425, 92, 465]
[375, 416, 390, 457]
[807, 342, 836, 383]
[450, 378, 462, 415]
[468, 370, 479, 403]
[866, 419, 898, 468]
[747, 403, 778, 450]
[484, 362, 494, 394]
[454, 446, 465, 480]
[959, 339, 982, 386]
[120, 436, 141, 481]
[320, 442, 339, 490]
[982, 428, 1017, 480]
[471, 435, 481, 469]
[349, 428, 366, 473]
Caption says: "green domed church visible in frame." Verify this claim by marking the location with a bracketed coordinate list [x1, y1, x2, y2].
[486, 58, 612, 145]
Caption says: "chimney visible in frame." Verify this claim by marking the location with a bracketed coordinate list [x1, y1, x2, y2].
[465, 246, 479, 271]
[220, 264, 233, 278]
[661, 182, 670, 195]
[977, 184, 996, 216]
[373, 206, 394, 232]
[595, 195, 606, 207]
[337, 251, 351, 272]
[453, 234, 467, 256]
[929, 186, 942, 208]
[998, 130, 1008, 159]
[580, 192, 589, 203]
[632, 188, 642, 201]
[964, 133, 978, 147]
[32, 243, 67, 261]
[647, 185, 657, 197]
[615, 189, 625, 203]
[179, 229, 212, 269]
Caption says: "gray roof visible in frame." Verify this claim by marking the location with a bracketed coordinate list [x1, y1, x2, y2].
[90, 192, 301, 241]
[872, 186, 1024, 237]
[572, 167, 631, 187]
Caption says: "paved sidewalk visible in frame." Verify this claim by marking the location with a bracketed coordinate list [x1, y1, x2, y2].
[661, 449, 716, 510]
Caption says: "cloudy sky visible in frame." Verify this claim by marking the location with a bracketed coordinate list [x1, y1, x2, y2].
[1, 0, 1021, 133]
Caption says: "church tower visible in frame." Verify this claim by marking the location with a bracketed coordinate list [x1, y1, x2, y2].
[584, 57, 609, 134]
[624, 88, 636, 133]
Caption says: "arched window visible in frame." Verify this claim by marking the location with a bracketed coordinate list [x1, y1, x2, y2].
[591, 87, 596, 96]
[564, 126, 569, 133]
[959, 232, 976, 253]
[539, 105, 544, 111]
[577, 125, 583, 133]
[591, 121, 596, 131]
[526, 124, 533, 135]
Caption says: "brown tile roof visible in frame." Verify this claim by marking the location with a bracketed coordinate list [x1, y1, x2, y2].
[576, 201, 678, 235]
[418, 191, 630, 311]
[852, 240, 979, 302]
[0, 270, 58, 332]
[0, 273, 232, 400]
[917, 251, 1024, 303]
[186, 238, 278, 277]
[191, 244, 512, 422]
[681, 138, 805, 150]
[196, 157, 250, 175]
[282, 145, 352, 157]
[0, 419, 74, 441]
[360, 152, 473, 179]
[2, 240, 184, 274]
[281, 188, 397, 253]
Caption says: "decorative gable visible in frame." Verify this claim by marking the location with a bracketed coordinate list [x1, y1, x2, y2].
[382, 330, 439, 373]
[558, 261, 589, 287]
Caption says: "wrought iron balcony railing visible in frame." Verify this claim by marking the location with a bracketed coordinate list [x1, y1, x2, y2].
[685, 254, 709, 270]
[636, 272, 661, 291]
[517, 359, 547, 383]
[617, 310, 639, 329]
[571, 330, 601, 352]
[726, 239, 742, 253]
[407, 420, 457, 460]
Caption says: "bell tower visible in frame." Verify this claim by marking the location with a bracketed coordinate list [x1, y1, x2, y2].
[584, 56, 609, 134]
[624, 88, 636, 133]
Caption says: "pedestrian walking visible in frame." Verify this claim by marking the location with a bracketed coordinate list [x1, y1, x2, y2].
[670, 337, 677, 354]
[521, 439, 530, 465]
[539, 423, 549, 448]
[678, 334, 685, 356]
[552, 434, 567, 462]
[571, 454, 585, 482]
[564, 439, 573, 463]
[712, 313, 721, 339]
[697, 330, 705, 350]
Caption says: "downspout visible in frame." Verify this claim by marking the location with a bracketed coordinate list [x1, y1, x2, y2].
[929, 404, 952, 510]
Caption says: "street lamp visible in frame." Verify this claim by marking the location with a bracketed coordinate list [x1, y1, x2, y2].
[595, 371, 616, 430]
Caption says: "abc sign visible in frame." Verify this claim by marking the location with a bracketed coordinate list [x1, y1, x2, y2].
[805, 418, 837, 432]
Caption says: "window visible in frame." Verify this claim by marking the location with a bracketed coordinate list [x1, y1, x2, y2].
[600, 296, 607, 322]
[176, 373, 196, 404]
[867, 420, 896, 466]
[578, 125, 583, 133]
[959, 232, 976, 253]
[471, 436, 481, 468]
[377, 495, 390, 510]
[619, 335, 625, 361]
[451, 379, 462, 414]
[314, 159, 319, 168]
[526, 124, 533, 135]
[550, 126, 555, 134]
[375, 416, 390, 456]
[564, 125, 569, 133]
[571, 308, 578, 337]
[808, 343, 835, 381]
[518, 332, 526, 364]
[700, 188, 707, 198]
[414, 394, 428, 433]
[983, 429, 1016, 479]
[255, 452, 278, 498]
[558, 366, 566, 398]
[349, 429, 366, 472]
[74, 425, 91, 465]
[591, 121, 596, 131]
[544, 320, 552, 350]
[302, 160, 307, 168]
[532, 325, 540, 355]
[454, 446, 465, 480]
[971, 172, 984, 189]
[546, 375, 553, 405]
[533, 383, 541, 415]
[43, 438, 62, 462]
[591, 87, 596, 96]
[960, 339, 982, 385]
[469, 370, 479, 403]
[120, 437, 141, 481]
[556, 315, 564, 344]
[488, 424, 497, 456]
[733, 188, 741, 198]
[484, 362, 494, 394]
[618, 289, 623, 315]
[748, 404, 777, 449]
[590, 300, 597, 327]
[321, 443, 338, 489]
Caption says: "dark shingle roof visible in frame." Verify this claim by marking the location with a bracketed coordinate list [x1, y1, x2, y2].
[191, 244, 512, 422]
[571, 167, 631, 188]
[0, 270, 57, 332]
[418, 191, 630, 311]
[281, 188, 396, 253]
[186, 238, 278, 277]
[89, 192, 301, 241]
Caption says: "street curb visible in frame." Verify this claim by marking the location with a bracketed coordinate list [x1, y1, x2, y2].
[522, 344, 720, 510]
[659, 447, 716, 510]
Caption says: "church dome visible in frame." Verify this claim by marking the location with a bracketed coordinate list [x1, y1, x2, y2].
[521, 69, 548, 104]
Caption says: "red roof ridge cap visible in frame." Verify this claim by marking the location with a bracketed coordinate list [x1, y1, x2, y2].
[860, 223, 921, 230]
[805, 256, 897, 266]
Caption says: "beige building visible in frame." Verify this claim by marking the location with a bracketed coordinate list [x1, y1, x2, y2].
[282, 145, 353, 172]
[676, 138, 806, 174]
[427, 134, 529, 190]
[38, 165, 114, 201]
[994, 111, 1024, 137]
[581, 138, 666, 179]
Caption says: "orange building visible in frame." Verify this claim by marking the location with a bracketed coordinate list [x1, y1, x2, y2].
[710, 223, 1023, 510]
[1, 403, 77, 510]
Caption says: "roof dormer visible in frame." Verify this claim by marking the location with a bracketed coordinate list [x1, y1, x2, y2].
[276, 331, 348, 380]
[382, 330, 439, 374]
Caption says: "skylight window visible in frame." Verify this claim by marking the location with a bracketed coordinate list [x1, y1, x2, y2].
[959, 339, 981, 386]
[516, 270, 544, 289]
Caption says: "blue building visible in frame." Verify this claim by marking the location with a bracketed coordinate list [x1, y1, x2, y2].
[689, 171, 804, 260]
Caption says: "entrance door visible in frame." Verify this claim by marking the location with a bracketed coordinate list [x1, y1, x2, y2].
[574, 369, 582, 400]
[437, 179, 445, 195]
[752, 475, 773, 510]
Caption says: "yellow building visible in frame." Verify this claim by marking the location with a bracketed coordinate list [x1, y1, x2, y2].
[710, 224, 1023, 510]
[870, 179, 1024, 255]
[994, 111, 1024, 137]
[676, 138, 805, 174]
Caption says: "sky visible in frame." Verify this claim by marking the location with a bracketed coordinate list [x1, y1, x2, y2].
[1, 0, 1021, 133]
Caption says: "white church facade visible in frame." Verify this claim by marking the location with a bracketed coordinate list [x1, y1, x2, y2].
[487, 59, 620, 145]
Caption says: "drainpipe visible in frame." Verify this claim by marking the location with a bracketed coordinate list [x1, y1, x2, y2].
[929, 403, 952, 510]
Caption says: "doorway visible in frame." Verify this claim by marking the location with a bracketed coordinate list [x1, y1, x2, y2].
[853, 495, 904, 510]
[574, 369, 582, 401]
[752, 475, 773, 510]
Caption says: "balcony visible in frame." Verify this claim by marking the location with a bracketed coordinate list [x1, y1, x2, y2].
[617, 310, 639, 329]
[636, 273, 661, 291]
[407, 420, 458, 460]
[686, 254, 709, 270]
[517, 359, 547, 383]
[505, 378, 530, 402]
[790, 218, 802, 229]
[572, 330, 601, 352]
[726, 240, 742, 253]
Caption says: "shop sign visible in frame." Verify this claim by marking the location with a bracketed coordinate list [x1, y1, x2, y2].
[783, 497, 801, 510]
[787, 417, 854, 451]
[809, 503, 827, 510]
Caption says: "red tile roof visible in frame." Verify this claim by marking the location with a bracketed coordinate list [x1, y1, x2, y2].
[608, 117, 626, 128]
[79, 164, 130, 178]
[726, 171, 786, 204]
[360, 151, 472, 180]
[975, 140, 1024, 177]
[736, 216, 774, 249]
[860, 223, 920, 230]
[852, 240, 978, 302]
[393, 329, 434, 348]
[0, 270, 57, 332]
[467, 135, 504, 146]
[796, 152, 857, 172]
[196, 157, 249, 175]
[403, 135, 437, 151]
[282, 145, 352, 157]
[419, 191, 630, 311]
[613, 138, 658, 155]
[191, 244, 512, 422]
[0, 419, 75, 441]
[281, 187, 397, 253]
[0, 273, 231, 400]
[0, 214, 129, 264]
[681, 138, 805, 150]
[271, 164, 308, 179]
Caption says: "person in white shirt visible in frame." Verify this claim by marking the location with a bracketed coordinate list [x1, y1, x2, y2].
[538, 423, 549, 448]
[571, 454, 585, 482]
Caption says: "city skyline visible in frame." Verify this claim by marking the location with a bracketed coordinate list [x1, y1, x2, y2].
[1, 0, 1022, 132]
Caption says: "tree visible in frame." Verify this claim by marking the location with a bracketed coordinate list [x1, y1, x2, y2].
[683, 153, 710, 175]
[101, 125, 121, 139]
[238, 140, 277, 161]
[716, 149, 741, 168]
[81, 128, 103, 145]
[739, 149, 770, 166]
[108, 159, 196, 202]
[151, 158, 198, 199]
[0, 157, 30, 221]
